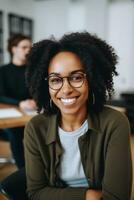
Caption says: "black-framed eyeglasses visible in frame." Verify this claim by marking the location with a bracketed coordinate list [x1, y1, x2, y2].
[45, 72, 87, 90]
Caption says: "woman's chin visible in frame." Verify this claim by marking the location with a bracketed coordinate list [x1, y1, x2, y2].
[60, 107, 80, 116]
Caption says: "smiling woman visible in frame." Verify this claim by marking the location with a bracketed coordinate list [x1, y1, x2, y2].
[47, 52, 89, 121]
[23, 32, 132, 200]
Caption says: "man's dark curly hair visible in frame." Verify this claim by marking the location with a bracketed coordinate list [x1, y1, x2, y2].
[26, 32, 118, 114]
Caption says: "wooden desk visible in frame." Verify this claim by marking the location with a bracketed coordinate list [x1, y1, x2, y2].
[0, 103, 34, 129]
[0, 103, 35, 164]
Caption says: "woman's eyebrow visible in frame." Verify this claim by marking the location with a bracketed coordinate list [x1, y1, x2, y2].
[48, 72, 60, 76]
[49, 69, 85, 76]
[70, 69, 85, 74]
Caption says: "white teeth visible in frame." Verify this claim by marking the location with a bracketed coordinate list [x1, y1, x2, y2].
[61, 98, 76, 105]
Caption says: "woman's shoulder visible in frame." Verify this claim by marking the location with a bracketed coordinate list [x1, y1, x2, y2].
[102, 105, 126, 118]
[26, 113, 57, 129]
[99, 105, 129, 126]
[25, 113, 57, 144]
[89, 105, 130, 139]
[90, 105, 129, 132]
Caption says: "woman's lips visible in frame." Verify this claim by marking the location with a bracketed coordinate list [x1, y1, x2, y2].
[60, 97, 77, 105]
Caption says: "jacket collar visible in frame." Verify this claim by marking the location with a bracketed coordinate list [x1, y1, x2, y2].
[45, 114, 58, 145]
[45, 112, 100, 145]
[87, 112, 100, 133]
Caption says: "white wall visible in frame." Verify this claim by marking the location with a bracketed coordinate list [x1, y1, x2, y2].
[0, 0, 34, 62]
[107, 1, 134, 97]
[85, 0, 108, 39]
[34, 0, 108, 42]
[34, 0, 69, 41]
[2, 0, 134, 97]
[0, 0, 108, 61]
[68, 1, 87, 33]
[68, 0, 108, 39]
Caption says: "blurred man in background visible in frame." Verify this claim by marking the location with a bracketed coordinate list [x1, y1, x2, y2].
[0, 34, 36, 168]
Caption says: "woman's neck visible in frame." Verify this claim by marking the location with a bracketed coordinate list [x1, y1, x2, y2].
[60, 112, 87, 132]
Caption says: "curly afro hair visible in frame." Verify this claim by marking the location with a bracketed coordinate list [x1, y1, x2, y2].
[26, 32, 118, 114]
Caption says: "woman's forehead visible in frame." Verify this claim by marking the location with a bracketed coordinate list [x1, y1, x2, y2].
[48, 51, 83, 74]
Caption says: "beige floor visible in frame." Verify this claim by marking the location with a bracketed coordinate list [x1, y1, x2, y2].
[0, 136, 134, 200]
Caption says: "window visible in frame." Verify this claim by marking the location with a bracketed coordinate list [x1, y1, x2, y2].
[8, 13, 33, 39]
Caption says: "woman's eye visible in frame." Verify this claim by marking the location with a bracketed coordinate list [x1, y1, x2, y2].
[71, 74, 83, 81]
[50, 77, 62, 84]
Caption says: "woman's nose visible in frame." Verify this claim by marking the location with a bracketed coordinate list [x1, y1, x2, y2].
[61, 78, 73, 94]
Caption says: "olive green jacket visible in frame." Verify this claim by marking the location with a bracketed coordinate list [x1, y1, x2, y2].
[24, 106, 132, 200]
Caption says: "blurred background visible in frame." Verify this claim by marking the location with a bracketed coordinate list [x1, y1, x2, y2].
[0, 0, 134, 99]
[0, 0, 134, 98]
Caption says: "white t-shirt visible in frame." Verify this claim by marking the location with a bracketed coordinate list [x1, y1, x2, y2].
[58, 119, 89, 187]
